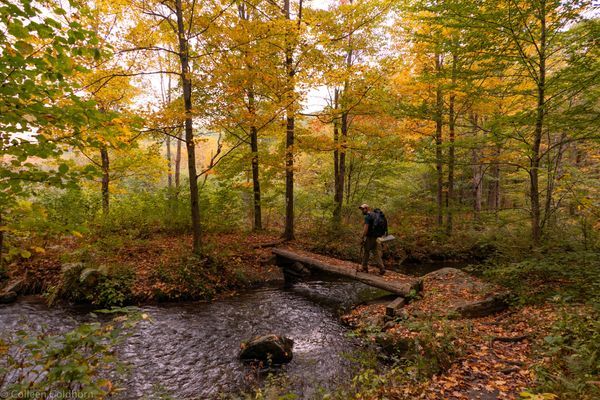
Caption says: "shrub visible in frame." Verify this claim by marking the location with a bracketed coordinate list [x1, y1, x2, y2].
[531, 308, 600, 400]
[475, 251, 600, 305]
[0, 311, 142, 398]
[49, 263, 135, 307]
[147, 256, 229, 301]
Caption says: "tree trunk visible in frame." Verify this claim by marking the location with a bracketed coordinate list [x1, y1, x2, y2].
[333, 10, 353, 225]
[100, 145, 110, 216]
[339, 107, 348, 217]
[338, 40, 352, 219]
[284, 114, 295, 240]
[282, 0, 301, 241]
[175, 0, 201, 254]
[487, 142, 500, 214]
[165, 71, 173, 191]
[175, 129, 182, 191]
[470, 113, 483, 220]
[530, 1, 546, 247]
[250, 122, 262, 230]
[346, 158, 353, 206]
[333, 89, 341, 224]
[166, 134, 173, 190]
[434, 53, 444, 228]
[569, 146, 582, 216]
[445, 53, 457, 235]
[543, 132, 566, 231]
[472, 150, 483, 218]
[0, 213, 4, 270]
[239, 3, 262, 231]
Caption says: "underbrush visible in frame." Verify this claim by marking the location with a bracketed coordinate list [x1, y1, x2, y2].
[473, 251, 600, 305]
[146, 255, 226, 301]
[47, 263, 135, 307]
[336, 318, 466, 399]
[471, 251, 600, 399]
[531, 307, 600, 400]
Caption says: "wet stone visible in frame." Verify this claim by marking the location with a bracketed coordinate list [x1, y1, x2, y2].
[239, 334, 294, 365]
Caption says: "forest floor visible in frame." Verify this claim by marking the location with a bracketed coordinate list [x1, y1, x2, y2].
[339, 267, 580, 400]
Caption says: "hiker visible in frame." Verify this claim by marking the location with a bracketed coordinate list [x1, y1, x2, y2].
[358, 203, 387, 275]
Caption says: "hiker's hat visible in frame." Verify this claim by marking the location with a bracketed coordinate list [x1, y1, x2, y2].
[358, 203, 369, 210]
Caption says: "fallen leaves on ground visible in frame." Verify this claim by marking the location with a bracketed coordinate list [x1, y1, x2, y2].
[9, 232, 285, 302]
[343, 293, 582, 399]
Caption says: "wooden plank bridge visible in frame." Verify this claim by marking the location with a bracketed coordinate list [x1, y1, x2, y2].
[272, 247, 422, 297]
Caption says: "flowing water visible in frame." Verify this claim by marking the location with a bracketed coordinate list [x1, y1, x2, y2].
[0, 275, 388, 399]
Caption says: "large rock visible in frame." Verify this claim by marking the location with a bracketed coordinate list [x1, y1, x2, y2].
[239, 334, 294, 365]
[284, 262, 311, 278]
[401, 267, 511, 318]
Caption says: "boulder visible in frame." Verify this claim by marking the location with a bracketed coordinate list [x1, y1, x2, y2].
[283, 262, 311, 278]
[240, 334, 294, 364]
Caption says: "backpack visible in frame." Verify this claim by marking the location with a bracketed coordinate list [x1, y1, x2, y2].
[371, 208, 388, 237]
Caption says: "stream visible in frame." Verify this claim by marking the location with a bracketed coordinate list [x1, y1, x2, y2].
[0, 274, 390, 399]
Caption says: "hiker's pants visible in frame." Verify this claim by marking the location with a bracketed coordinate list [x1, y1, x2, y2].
[362, 237, 384, 270]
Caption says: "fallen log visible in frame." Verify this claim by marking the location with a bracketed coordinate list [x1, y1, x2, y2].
[0, 277, 24, 304]
[252, 239, 286, 249]
[491, 334, 529, 344]
[455, 292, 511, 318]
[272, 248, 420, 297]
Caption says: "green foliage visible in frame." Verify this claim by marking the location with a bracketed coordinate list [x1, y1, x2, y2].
[477, 252, 600, 305]
[0, 0, 101, 203]
[348, 367, 388, 399]
[390, 318, 466, 378]
[0, 310, 141, 398]
[338, 318, 465, 398]
[99, 188, 189, 237]
[233, 373, 298, 400]
[50, 262, 135, 307]
[0, 0, 106, 263]
[199, 178, 247, 232]
[531, 309, 600, 400]
[148, 256, 223, 301]
[38, 188, 96, 235]
[32, 178, 248, 243]
[328, 347, 416, 399]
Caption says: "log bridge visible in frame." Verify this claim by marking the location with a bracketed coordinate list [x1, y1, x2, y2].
[272, 248, 422, 298]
